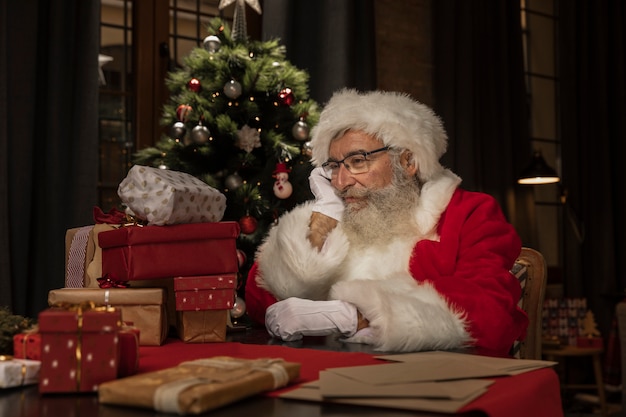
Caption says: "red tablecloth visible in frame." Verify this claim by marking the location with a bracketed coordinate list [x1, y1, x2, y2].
[138, 339, 563, 417]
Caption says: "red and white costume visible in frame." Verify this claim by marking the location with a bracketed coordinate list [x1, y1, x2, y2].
[246, 168, 528, 356]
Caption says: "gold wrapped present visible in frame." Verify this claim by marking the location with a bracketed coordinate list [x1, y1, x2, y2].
[48, 288, 168, 346]
[98, 356, 300, 415]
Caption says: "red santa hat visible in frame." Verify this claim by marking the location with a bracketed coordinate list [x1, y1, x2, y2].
[309, 89, 448, 182]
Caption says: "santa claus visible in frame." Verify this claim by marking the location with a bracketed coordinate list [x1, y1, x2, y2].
[245, 89, 528, 356]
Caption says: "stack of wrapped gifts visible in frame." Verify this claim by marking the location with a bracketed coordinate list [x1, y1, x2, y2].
[44, 165, 241, 355]
[5, 166, 287, 406]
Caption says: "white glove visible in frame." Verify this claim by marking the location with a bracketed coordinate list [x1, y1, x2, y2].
[309, 167, 344, 221]
[265, 297, 358, 341]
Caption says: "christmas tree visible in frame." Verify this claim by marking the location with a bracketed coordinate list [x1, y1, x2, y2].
[133, 14, 320, 281]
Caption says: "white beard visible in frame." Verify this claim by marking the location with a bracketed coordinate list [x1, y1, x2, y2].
[341, 168, 421, 247]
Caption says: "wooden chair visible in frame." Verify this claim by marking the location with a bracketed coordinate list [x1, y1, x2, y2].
[510, 247, 548, 360]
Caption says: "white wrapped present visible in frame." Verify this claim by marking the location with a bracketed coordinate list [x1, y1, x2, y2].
[0, 356, 40, 388]
[118, 165, 227, 225]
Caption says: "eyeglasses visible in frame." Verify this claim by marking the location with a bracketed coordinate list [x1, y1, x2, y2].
[321, 146, 391, 176]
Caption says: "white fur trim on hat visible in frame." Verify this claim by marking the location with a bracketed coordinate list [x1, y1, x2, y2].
[309, 89, 448, 182]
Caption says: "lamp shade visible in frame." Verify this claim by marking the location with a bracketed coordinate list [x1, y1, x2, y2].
[517, 151, 560, 185]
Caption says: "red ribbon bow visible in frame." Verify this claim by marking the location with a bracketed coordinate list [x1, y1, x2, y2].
[97, 274, 130, 289]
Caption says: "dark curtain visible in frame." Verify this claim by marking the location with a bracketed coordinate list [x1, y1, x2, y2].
[261, 0, 376, 104]
[0, 0, 100, 317]
[559, 1, 626, 337]
[432, 0, 534, 244]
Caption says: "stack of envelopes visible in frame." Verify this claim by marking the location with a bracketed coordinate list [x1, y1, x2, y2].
[280, 351, 556, 414]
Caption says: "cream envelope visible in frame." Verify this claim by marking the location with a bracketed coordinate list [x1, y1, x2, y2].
[280, 380, 490, 414]
[319, 370, 493, 399]
[375, 350, 557, 376]
[279, 351, 557, 414]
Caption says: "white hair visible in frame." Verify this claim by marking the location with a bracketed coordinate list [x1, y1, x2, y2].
[309, 89, 448, 182]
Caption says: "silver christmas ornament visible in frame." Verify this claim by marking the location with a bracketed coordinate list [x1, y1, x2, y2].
[223, 80, 242, 99]
[230, 296, 247, 319]
[292, 119, 310, 141]
[225, 173, 243, 189]
[202, 35, 221, 53]
[191, 123, 210, 144]
[302, 141, 313, 157]
[170, 121, 187, 139]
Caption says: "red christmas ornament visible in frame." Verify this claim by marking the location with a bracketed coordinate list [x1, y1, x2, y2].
[176, 104, 193, 122]
[278, 87, 295, 106]
[236, 249, 247, 268]
[187, 78, 202, 92]
[238, 215, 258, 235]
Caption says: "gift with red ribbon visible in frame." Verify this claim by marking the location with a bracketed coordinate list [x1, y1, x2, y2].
[38, 302, 121, 393]
[99, 222, 240, 282]
[48, 288, 166, 346]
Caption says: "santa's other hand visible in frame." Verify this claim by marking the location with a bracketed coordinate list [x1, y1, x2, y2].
[265, 297, 358, 341]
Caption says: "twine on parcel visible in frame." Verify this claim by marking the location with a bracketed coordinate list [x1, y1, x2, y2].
[153, 358, 290, 414]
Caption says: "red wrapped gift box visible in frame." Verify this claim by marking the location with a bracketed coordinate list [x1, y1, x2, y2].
[38, 306, 121, 393]
[174, 275, 237, 311]
[174, 290, 235, 311]
[13, 331, 41, 360]
[118, 326, 140, 377]
[173, 274, 237, 291]
[99, 222, 240, 281]
[174, 275, 236, 343]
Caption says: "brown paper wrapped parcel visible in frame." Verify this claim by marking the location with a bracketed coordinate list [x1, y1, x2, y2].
[98, 356, 300, 415]
[48, 288, 168, 346]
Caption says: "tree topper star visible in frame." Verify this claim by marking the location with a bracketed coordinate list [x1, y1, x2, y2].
[219, 0, 262, 15]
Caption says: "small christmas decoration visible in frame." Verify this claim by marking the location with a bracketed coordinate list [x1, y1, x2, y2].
[225, 172, 243, 190]
[278, 87, 295, 106]
[272, 162, 293, 199]
[176, 104, 192, 122]
[170, 121, 187, 139]
[302, 141, 313, 157]
[202, 35, 221, 52]
[235, 125, 261, 153]
[223, 79, 242, 99]
[191, 122, 210, 144]
[236, 249, 247, 268]
[187, 78, 202, 93]
[577, 309, 603, 348]
[292, 118, 310, 141]
[238, 214, 258, 235]
[230, 296, 247, 319]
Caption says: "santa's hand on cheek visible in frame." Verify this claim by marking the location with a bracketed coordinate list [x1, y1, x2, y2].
[265, 297, 358, 341]
[308, 167, 343, 250]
